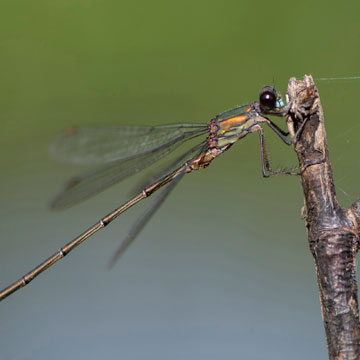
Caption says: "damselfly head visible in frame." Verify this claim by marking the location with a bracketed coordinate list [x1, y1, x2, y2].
[259, 86, 284, 112]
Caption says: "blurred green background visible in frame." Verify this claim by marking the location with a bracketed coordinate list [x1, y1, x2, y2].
[1, 1, 360, 359]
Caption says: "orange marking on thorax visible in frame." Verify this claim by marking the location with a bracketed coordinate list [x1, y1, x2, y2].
[218, 114, 249, 132]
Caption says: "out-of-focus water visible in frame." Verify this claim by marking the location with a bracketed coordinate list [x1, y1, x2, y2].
[1, 1, 360, 359]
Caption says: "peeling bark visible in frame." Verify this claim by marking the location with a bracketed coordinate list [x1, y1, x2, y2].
[286, 75, 360, 359]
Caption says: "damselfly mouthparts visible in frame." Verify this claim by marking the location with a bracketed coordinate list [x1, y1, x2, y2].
[0, 86, 295, 301]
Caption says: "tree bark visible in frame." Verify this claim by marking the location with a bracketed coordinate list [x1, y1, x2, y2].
[286, 75, 360, 359]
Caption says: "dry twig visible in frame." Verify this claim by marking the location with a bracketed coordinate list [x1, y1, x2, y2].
[286, 75, 360, 359]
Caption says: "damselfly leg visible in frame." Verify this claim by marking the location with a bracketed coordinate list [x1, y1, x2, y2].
[0, 85, 295, 301]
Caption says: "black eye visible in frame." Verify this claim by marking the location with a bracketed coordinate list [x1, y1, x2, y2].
[259, 86, 277, 111]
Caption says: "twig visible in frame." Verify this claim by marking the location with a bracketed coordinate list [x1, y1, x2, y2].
[286, 75, 360, 359]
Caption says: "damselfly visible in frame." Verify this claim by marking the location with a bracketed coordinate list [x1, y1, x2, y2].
[0, 86, 296, 301]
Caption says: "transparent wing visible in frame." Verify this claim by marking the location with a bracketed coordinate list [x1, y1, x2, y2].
[128, 141, 206, 196]
[50, 124, 206, 164]
[108, 171, 186, 268]
[51, 130, 206, 209]
[108, 142, 207, 267]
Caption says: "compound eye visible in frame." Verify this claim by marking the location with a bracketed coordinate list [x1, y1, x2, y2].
[259, 87, 277, 111]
